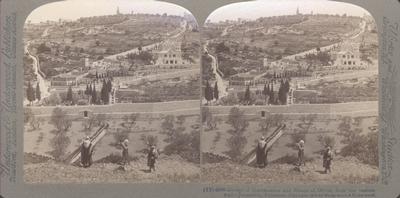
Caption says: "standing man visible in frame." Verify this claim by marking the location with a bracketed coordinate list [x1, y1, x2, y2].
[323, 146, 333, 174]
[297, 139, 305, 166]
[121, 139, 129, 166]
[256, 136, 267, 168]
[80, 136, 94, 168]
[147, 145, 159, 172]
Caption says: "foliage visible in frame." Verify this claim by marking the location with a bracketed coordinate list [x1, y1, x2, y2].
[215, 42, 230, 54]
[140, 134, 159, 147]
[35, 83, 41, 101]
[49, 108, 72, 161]
[42, 93, 62, 106]
[287, 114, 316, 150]
[220, 93, 239, 105]
[338, 116, 378, 166]
[82, 114, 107, 131]
[202, 107, 219, 130]
[36, 43, 51, 54]
[213, 82, 219, 101]
[161, 115, 200, 163]
[29, 116, 44, 131]
[317, 135, 336, 149]
[26, 81, 35, 104]
[224, 107, 249, 161]
[111, 128, 130, 150]
[121, 113, 139, 130]
[24, 108, 34, 124]
[258, 113, 284, 135]
[204, 81, 214, 104]
[66, 86, 73, 104]
[49, 107, 72, 132]
[126, 51, 155, 65]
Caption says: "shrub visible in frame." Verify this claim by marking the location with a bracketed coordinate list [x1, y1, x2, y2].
[111, 128, 130, 149]
[163, 130, 200, 163]
[341, 132, 378, 166]
[220, 93, 239, 105]
[338, 116, 378, 166]
[160, 115, 200, 163]
[49, 133, 70, 162]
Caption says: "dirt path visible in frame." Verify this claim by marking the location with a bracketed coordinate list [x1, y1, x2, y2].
[24, 156, 200, 184]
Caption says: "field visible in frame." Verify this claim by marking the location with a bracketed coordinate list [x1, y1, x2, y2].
[202, 156, 378, 185]
[305, 75, 378, 103]
[202, 114, 377, 161]
[25, 155, 200, 184]
[24, 104, 201, 183]
[201, 105, 378, 184]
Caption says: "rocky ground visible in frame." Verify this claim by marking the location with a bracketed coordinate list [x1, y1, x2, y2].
[201, 156, 379, 185]
[24, 155, 200, 184]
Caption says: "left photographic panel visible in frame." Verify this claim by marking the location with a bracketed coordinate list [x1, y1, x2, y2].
[23, 0, 201, 184]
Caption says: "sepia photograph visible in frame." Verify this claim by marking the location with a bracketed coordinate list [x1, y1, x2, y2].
[201, 0, 379, 184]
[23, 0, 201, 184]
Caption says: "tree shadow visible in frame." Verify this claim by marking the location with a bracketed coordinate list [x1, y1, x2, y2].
[315, 170, 326, 174]
[140, 169, 151, 173]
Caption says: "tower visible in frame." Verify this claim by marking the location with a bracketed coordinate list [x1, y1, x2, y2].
[116, 7, 121, 15]
[296, 6, 300, 15]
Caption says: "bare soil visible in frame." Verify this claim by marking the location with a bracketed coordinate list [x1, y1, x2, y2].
[24, 155, 200, 184]
[201, 156, 378, 185]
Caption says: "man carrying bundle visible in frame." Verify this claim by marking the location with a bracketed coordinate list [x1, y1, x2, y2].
[323, 146, 333, 174]
[147, 145, 159, 172]
[297, 140, 305, 166]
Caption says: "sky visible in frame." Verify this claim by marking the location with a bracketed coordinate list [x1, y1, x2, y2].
[207, 0, 372, 22]
[26, 0, 190, 23]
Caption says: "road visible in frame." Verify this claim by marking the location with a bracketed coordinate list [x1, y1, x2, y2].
[204, 42, 228, 100]
[25, 41, 51, 101]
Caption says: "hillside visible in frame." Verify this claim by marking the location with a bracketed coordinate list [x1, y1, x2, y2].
[201, 156, 378, 185]
[24, 155, 200, 184]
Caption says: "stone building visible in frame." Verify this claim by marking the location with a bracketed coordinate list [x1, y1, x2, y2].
[155, 49, 186, 65]
[333, 42, 368, 70]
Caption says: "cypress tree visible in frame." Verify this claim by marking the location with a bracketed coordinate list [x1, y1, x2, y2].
[91, 85, 97, 104]
[107, 79, 112, 93]
[214, 81, 219, 101]
[269, 83, 274, 104]
[26, 81, 35, 104]
[204, 81, 213, 104]
[85, 84, 89, 95]
[244, 85, 251, 105]
[35, 82, 41, 101]
[88, 84, 93, 95]
[263, 84, 268, 104]
[66, 85, 73, 104]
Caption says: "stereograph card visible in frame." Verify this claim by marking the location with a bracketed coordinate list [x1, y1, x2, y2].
[0, 0, 399, 197]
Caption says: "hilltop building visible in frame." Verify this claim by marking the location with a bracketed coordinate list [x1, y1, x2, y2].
[296, 6, 301, 15]
[333, 42, 368, 70]
[154, 40, 188, 65]
[116, 7, 121, 15]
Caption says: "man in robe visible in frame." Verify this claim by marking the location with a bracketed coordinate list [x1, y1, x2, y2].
[256, 136, 267, 168]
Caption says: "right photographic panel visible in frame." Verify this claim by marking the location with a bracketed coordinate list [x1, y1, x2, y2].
[201, 0, 378, 184]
